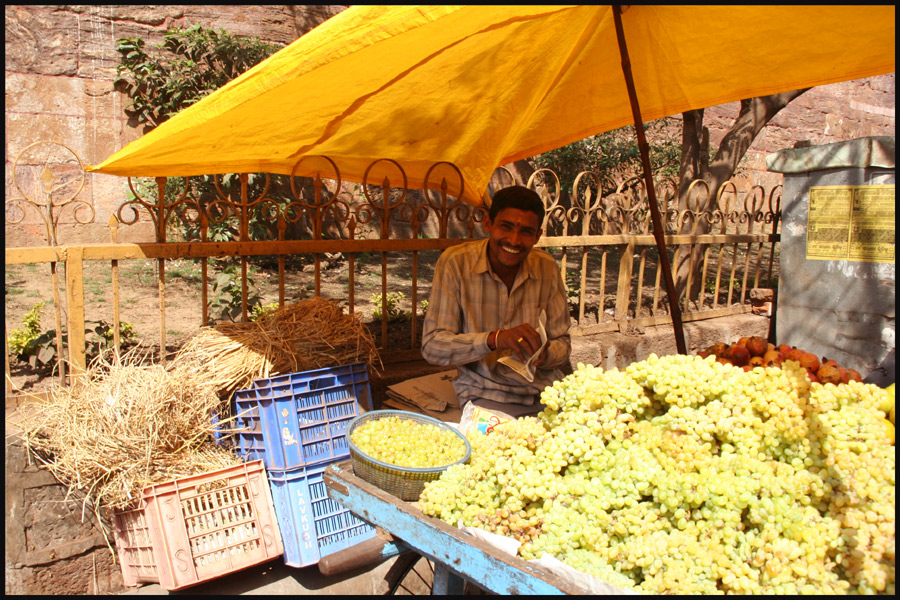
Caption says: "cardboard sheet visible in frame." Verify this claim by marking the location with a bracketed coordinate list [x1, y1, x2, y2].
[385, 369, 461, 422]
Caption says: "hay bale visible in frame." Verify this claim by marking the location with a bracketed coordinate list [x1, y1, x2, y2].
[175, 297, 382, 399]
[14, 349, 242, 521]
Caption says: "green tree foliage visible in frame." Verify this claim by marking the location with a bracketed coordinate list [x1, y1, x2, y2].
[114, 26, 320, 248]
[530, 118, 682, 197]
[115, 25, 280, 128]
[531, 92, 805, 309]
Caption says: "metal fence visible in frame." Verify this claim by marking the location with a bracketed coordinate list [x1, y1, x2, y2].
[5, 144, 780, 388]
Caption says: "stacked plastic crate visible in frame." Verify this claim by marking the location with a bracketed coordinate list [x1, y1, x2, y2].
[228, 362, 378, 568]
[113, 460, 284, 590]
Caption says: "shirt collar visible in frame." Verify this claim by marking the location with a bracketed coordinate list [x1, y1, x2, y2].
[473, 238, 491, 274]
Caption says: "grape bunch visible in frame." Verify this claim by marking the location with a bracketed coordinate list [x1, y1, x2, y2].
[350, 415, 466, 468]
[417, 355, 895, 594]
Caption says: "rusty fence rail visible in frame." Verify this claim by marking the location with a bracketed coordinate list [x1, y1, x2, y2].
[5, 148, 780, 389]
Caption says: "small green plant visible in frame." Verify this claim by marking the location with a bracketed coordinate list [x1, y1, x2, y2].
[89, 320, 139, 355]
[251, 302, 280, 322]
[371, 292, 409, 322]
[167, 258, 202, 282]
[704, 278, 742, 297]
[419, 299, 429, 314]
[8, 301, 46, 360]
[565, 273, 582, 306]
[8, 301, 139, 369]
[208, 264, 262, 323]
[123, 261, 155, 286]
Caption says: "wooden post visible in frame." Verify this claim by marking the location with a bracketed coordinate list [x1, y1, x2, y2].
[240, 173, 249, 322]
[50, 259, 66, 386]
[155, 177, 168, 362]
[109, 215, 121, 352]
[615, 239, 635, 323]
[65, 245, 87, 374]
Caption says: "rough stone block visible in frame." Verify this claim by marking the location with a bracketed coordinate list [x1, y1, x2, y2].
[569, 313, 771, 371]
[751, 302, 773, 316]
[5, 439, 127, 595]
[4, 6, 80, 75]
[7, 111, 87, 156]
[749, 288, 775, 302]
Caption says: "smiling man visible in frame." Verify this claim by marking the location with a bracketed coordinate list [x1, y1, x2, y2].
[422, 185, 572, 416]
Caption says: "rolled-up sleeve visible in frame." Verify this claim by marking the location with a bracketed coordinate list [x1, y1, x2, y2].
[421, 249, 493, 366]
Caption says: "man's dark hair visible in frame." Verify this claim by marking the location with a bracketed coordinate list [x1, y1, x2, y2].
[488, 185, 545, 224]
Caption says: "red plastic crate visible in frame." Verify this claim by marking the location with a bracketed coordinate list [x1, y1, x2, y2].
[113, 460, 283, 591]
[113, 505, 159, 586]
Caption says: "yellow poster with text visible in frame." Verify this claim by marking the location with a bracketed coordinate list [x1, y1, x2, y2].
[807, 185, 894, 263]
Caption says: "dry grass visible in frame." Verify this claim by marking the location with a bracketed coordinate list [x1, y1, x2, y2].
[12, 348, 242, 527]
[175, 297, 382, 401]
[9, 297, 381, 555]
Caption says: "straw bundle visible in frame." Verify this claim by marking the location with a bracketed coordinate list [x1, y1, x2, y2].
[14, 349, 242, 521]
[175, 297, 382, 399]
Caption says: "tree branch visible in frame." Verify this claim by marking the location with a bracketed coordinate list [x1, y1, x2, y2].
[709, 89, 810, 183]
[678, 109, 704, 201]
[674, 88, 810, 302]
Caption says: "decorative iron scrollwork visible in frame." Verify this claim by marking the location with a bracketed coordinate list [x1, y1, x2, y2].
[7, 141, 92, 246]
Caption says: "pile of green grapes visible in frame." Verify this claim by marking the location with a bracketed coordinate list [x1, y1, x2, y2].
[417, 355, 895, 594]
[350, 415, 466, 468]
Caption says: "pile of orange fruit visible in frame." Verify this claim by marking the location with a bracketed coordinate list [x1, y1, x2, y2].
[698, 336, 863, 384]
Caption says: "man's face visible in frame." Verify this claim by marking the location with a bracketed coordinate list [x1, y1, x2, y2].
[484, 207, 542, 274]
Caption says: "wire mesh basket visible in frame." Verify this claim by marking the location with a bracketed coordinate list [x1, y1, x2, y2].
[346, 410, 471, 501]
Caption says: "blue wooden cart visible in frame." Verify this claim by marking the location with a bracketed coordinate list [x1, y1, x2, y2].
[323, 461, 594, 595]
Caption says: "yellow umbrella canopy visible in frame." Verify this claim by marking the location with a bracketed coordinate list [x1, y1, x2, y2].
[88, 5, 895, 204]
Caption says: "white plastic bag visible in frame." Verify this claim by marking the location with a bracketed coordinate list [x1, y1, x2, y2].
[458, 401, 514, 438]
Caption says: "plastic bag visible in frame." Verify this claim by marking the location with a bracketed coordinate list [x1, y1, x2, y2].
[458, 402, 513, 438]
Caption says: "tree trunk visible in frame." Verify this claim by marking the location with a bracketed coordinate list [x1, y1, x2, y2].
[673, 89, 810, 305]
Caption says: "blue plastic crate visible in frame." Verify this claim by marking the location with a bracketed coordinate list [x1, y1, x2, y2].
[250, 362, 371, 393]
[230, 362, 373, 471]
[268, 463, 377, 568]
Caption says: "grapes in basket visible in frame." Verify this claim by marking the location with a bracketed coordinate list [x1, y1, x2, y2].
[351, 416, 466, 468]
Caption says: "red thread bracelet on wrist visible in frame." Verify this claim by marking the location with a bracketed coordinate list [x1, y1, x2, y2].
[488, 329, 499, 350]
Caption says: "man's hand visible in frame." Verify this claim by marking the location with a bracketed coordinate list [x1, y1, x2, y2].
[496, 324, 543, 363]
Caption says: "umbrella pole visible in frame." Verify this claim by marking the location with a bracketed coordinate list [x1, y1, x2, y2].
[612, 5, 687, 355]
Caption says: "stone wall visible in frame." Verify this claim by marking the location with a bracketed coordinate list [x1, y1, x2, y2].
[4, 5, 345, 247]
[5, 436, 126, 595]
[5, 6, 895, 248]
[702, 74, 895, 192]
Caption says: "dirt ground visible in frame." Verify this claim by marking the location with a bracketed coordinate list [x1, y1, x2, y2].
[5, 253, 439, 395]
[5, 246, 769, 395]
